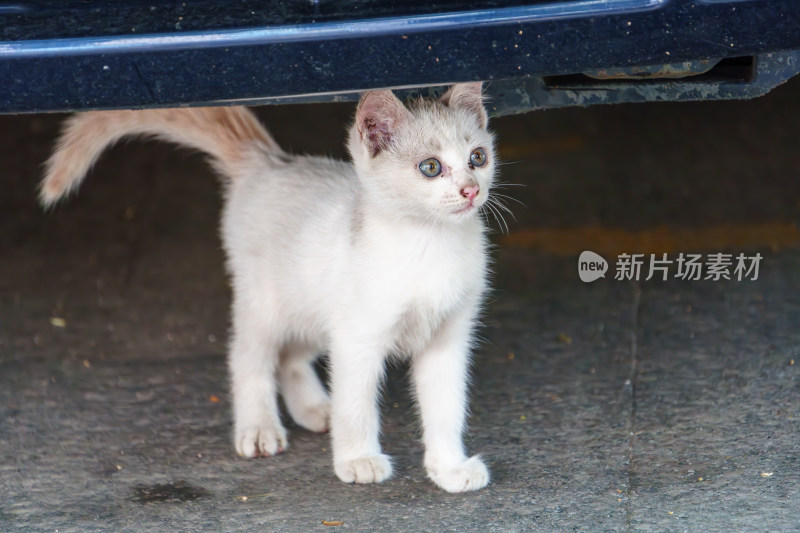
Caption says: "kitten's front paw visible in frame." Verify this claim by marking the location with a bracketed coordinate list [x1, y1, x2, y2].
[426, 455, 489, 493]
[334, 454, 393, 484]
[235, 424, 288, 458]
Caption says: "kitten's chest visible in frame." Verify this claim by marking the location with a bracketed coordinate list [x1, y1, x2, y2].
[359, 222, 487, 350]
[381, 229, 482, 297]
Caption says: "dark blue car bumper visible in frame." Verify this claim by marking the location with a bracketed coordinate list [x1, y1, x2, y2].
[1, 0, 799, 114]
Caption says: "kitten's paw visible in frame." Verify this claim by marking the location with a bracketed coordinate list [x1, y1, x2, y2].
[426, 455, 489, 493]
[334, 454, 393, 484]
[235, 424, 288, 458]
[292, 401, 330, 433]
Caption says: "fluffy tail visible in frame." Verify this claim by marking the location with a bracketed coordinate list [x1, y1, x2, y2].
[40, 106, 281, 206]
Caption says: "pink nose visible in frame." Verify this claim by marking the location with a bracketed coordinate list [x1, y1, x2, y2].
[460, 184, 480, 202]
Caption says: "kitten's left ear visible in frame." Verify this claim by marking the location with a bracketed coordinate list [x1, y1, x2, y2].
[356, 90, 409, 157]
[440, 82, 488, 129]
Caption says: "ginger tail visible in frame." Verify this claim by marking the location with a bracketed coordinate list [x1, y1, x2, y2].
[40, 107, 281, 206]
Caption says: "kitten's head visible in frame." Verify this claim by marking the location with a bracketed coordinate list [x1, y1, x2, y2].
[348, 83, 496, 225]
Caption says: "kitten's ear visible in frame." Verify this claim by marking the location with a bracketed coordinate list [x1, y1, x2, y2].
[440, 82, 488, 129]
[356, 90, 409, 157]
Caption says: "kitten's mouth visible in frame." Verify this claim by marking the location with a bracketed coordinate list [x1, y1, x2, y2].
[453, 203, 476, 215]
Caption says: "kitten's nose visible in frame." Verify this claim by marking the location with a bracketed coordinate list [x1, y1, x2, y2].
[460, 184, 480, 202]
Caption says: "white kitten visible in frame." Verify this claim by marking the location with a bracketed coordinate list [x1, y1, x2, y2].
[41, 83, 497, 493]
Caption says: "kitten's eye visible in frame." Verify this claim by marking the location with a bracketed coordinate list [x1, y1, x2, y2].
[418, 158, 442, 178]
[470, 147, 487, 168]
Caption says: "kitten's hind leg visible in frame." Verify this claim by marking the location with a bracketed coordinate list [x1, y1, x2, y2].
[279, 345, 330, 433]
[229, 303, 288, 458]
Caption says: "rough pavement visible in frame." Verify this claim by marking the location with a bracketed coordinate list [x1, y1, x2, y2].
[1, 79, 799, 532]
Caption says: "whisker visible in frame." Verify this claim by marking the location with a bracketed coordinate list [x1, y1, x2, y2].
[487, 198, 516, 226]
[494, 160, 523, 168]
[491, 181, 527, 190]
[494, 197, 514, 226]
[496, 207, 510, 235]
[484, 201, 509, 234]
[481, 203, 504, 234]
[484, 202, 500, 231]
[493, 181, 526, 186]
[479, 209, 492, 229]
[491, 192, 526, 207]
[488, 194, 514, 212]
[488, 197, 515, 217]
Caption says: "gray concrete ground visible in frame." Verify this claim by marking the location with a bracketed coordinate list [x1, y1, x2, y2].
[1, 79, 799, 532]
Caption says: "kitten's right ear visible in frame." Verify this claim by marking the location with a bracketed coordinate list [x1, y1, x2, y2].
[440, 82, 487, 129]
[356, 90, 408, 157]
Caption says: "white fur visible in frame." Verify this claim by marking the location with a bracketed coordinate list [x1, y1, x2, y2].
[40, 84, 496, 492]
